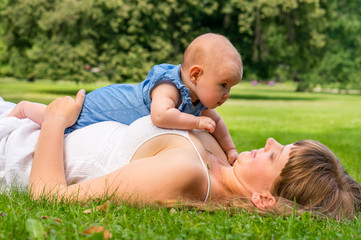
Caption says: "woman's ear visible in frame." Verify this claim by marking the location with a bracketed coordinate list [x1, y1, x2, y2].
[189, 65, 203, 84]
[251, 193, 276, 211]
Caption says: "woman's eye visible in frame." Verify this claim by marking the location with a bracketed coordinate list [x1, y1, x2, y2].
[269, 152, 275, 161]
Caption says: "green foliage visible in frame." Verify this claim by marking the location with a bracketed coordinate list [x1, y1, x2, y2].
[0, 0, 360, 91]
[0, 0, 8, 76]
[26, 218, 45, 240]
[0, 0, 224, 83]
[228, 0, 327, 83]
[309, 0, 361, 90]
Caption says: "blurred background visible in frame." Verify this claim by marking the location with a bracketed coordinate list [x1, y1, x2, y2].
[0, 0, 360, 93]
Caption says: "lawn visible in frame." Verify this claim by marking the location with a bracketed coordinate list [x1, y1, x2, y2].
[1, 78, 361, 239]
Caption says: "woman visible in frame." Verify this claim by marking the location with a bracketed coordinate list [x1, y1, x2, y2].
[1, 91, 361, 220]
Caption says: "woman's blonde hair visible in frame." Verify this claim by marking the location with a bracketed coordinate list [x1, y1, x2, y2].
[162, 140, 361, 220]
[271, 140, 361, 220]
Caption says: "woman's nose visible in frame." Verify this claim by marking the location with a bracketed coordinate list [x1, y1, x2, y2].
[265, 138, 281, 151]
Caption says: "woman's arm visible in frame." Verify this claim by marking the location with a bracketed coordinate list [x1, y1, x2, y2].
[29, 90, 85, 197]
[29, 90, 207, 202]
[62, 149, 207, 203]
[32, 135, 206, 202]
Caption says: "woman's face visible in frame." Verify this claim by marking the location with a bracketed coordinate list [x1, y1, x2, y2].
[233, 138, 293, 194]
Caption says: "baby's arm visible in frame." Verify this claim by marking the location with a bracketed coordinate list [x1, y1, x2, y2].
[150, 83, 215, 131]
[7, 101, 46, 125]
[201, 109, 238, 165]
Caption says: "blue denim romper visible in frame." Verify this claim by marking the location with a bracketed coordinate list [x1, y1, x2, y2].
[65, 64, 207, 133]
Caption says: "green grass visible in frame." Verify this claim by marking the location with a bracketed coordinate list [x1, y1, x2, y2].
[1, 78, 361, 239]
[0, 78, 110, 104]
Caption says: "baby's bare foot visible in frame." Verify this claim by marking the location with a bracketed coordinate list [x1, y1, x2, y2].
[7, 101, 28, 119]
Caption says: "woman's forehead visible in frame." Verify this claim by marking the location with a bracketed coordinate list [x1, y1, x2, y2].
[278, 144, 294, 167]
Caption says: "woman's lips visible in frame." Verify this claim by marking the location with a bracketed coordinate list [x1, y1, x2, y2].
[251, 150, 257, 158]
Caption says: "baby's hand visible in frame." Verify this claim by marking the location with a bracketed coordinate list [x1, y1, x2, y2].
[196, 116, 216, 133]
[226, 148, 238, 165]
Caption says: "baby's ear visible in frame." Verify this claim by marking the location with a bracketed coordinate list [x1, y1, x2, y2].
[189, 65, 203, 84]
[251, 192, 276, 211]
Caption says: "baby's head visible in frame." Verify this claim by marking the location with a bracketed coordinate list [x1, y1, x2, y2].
[181, 33, 243, 109]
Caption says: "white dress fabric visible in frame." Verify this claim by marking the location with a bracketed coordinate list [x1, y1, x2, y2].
[0, 98, 210, 202]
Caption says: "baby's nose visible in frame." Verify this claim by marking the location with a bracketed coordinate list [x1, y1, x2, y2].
[223, 91, 230, 99]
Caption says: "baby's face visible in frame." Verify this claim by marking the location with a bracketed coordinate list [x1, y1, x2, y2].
[195, 60, 241, 109]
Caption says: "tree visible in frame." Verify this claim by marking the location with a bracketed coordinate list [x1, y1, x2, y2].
[228, 0, 327, 87]
[313, 0, 361, 91]
[0, 0, 10, 76]
[1, 0, 360, 92]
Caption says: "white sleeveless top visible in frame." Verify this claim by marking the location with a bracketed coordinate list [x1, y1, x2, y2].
[0, 98, 210, 202]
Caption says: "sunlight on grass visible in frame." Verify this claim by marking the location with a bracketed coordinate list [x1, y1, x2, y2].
[0, 78, 110, 103]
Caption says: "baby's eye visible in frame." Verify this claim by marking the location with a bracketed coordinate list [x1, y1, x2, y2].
[221, 83, 227, 88]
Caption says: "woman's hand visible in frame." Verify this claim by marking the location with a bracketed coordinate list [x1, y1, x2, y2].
[29, 89, 86, 198]
[43, 89, 85, 128]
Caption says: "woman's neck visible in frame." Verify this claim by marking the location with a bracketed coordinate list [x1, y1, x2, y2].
[188, 130, 250, 199]
[219, 166, 251, 198]
[208, 155, 251, 200]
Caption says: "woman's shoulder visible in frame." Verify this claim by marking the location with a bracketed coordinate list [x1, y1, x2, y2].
[143, 141, 208, 183]
[159, 147, 209, 200]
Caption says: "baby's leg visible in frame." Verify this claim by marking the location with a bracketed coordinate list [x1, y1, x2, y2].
[7, 101, 46, 125]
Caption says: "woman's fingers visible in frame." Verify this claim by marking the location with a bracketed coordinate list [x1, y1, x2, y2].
[74, 89, 86, 117]
[76, 89, 86, 106]
[44, 89, 86, 128]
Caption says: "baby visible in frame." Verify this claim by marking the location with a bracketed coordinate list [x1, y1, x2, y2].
[8, 33, 243, 164]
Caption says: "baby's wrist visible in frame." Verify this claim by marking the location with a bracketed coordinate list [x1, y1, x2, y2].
[227, 148, 237, 154]
[195, 116, 201, 129]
